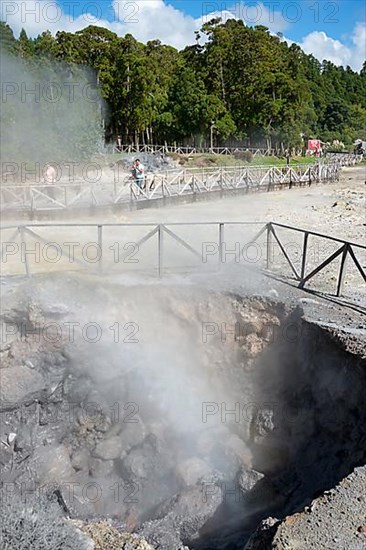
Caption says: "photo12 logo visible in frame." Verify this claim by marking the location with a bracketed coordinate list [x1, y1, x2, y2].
[1, 1, 140, 25]
[1, 81, 99, 104]
[201, 2, 339, 25]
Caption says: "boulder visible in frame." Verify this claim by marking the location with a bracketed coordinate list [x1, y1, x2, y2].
[151, 484, 223, 544]
[71, 449, 90, 472]
[237, 468, 265, 493]
[175, 458, 218, 487]
[89, 457, 115, 478]
[34, 444, 74, 484]
[93, 436, 124, 460]
[120, 418, 146, 457]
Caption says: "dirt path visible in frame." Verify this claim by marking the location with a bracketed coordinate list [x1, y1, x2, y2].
[110, 165, 364, 244]
[3, 166, 365, 241]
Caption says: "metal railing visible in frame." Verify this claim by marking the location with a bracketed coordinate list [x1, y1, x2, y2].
[324, 153, 364, 166]
[261, 222, 365, 299]
[0, 162, 343, 212]
[129, 163, 341, 201]
[1, 221, 364, 303]
[116, 144, 276, 156]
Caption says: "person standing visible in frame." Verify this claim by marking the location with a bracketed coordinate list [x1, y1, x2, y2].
[43, 164, 57, 200]
[131, 159, 145, 190]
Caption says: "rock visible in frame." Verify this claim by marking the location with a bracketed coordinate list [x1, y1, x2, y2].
[121, 436, 174, 482]
[256, 467, 366, 550]
[0, 442, 13, 466]
[122, 451, 150, 479]
[242, 332, 266, 357]
[43, 303, 70, 318]
[72, 520, 155, 550]
[175, 458, 217, 487]
[89, 457, 115, 478]
[63, 375, 93, 404]
[139, 517, 185, 550]
[120, 417, 146, 457]
[7, 432, 17, 445]
[93, 436, 124, 460]
[69, 522, 95, 550]
[0, 365, 46, 410]
[244, 517, 280, 549]
[154, 484, 224, 544]
[0, 321, 19, 351]
[237, 468, 265, 493]
[13, 425, 33, 452]
[252, 408, 276, 442]
[71, 449, 90, 472]
[34, 444, 74, 484]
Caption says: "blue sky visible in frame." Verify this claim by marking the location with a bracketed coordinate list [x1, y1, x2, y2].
[2, 1, 365, 69]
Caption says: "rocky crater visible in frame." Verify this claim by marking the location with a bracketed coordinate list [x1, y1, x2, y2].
[0, 274, 365, 549]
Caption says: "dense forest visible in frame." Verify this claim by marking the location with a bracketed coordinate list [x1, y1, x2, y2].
[1, 19, 366, 150]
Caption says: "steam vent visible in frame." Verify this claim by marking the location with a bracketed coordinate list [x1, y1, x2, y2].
[1, 246, 365, 549]
[1, 13, 366, 550]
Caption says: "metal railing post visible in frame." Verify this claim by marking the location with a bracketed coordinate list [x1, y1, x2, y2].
[267, 169, 271, 191]
[97, 225, 103, 273]
[219, 223, 224, 270]
[300, 232, 309, 282]
[336, 244, 349, 297]
[266, 223, 272, 270]
[19, 226, 30, 277]
[158, 224, 163, 278]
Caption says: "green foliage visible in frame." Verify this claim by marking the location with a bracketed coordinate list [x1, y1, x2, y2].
[0, 19, 365, 149]
[0, 21, 18, 55]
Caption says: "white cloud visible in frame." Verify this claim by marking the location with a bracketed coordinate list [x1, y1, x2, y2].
[112, 0, 199, 49]
[1, 0, 365, 70]
[351, 22, 366, 69]
[296, 22, 366, 71]
[1, 0, 287, 49]
[299, 31, 352, 66]
[0, 0, 107, 36]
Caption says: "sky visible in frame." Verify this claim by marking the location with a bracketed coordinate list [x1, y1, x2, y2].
[1, 0, 365, 70]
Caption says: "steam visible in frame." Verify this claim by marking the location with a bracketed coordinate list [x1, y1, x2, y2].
[0, 53, 104, 166]
[72, 282, 233, 435]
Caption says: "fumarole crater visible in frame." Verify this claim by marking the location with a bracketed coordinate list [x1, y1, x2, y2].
[1, 274, 365, 549]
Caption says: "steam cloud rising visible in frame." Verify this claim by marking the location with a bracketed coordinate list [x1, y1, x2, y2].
[0, 53, 104, 166]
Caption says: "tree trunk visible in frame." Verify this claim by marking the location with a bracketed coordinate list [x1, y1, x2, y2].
[220, 53, 226, 103]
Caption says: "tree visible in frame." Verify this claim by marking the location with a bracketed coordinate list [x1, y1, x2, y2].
[18, 28, 34, 58]
[0, 21, 18, 55]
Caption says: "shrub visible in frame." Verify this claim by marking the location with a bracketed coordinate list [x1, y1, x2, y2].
[233, 150, 253, 163]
